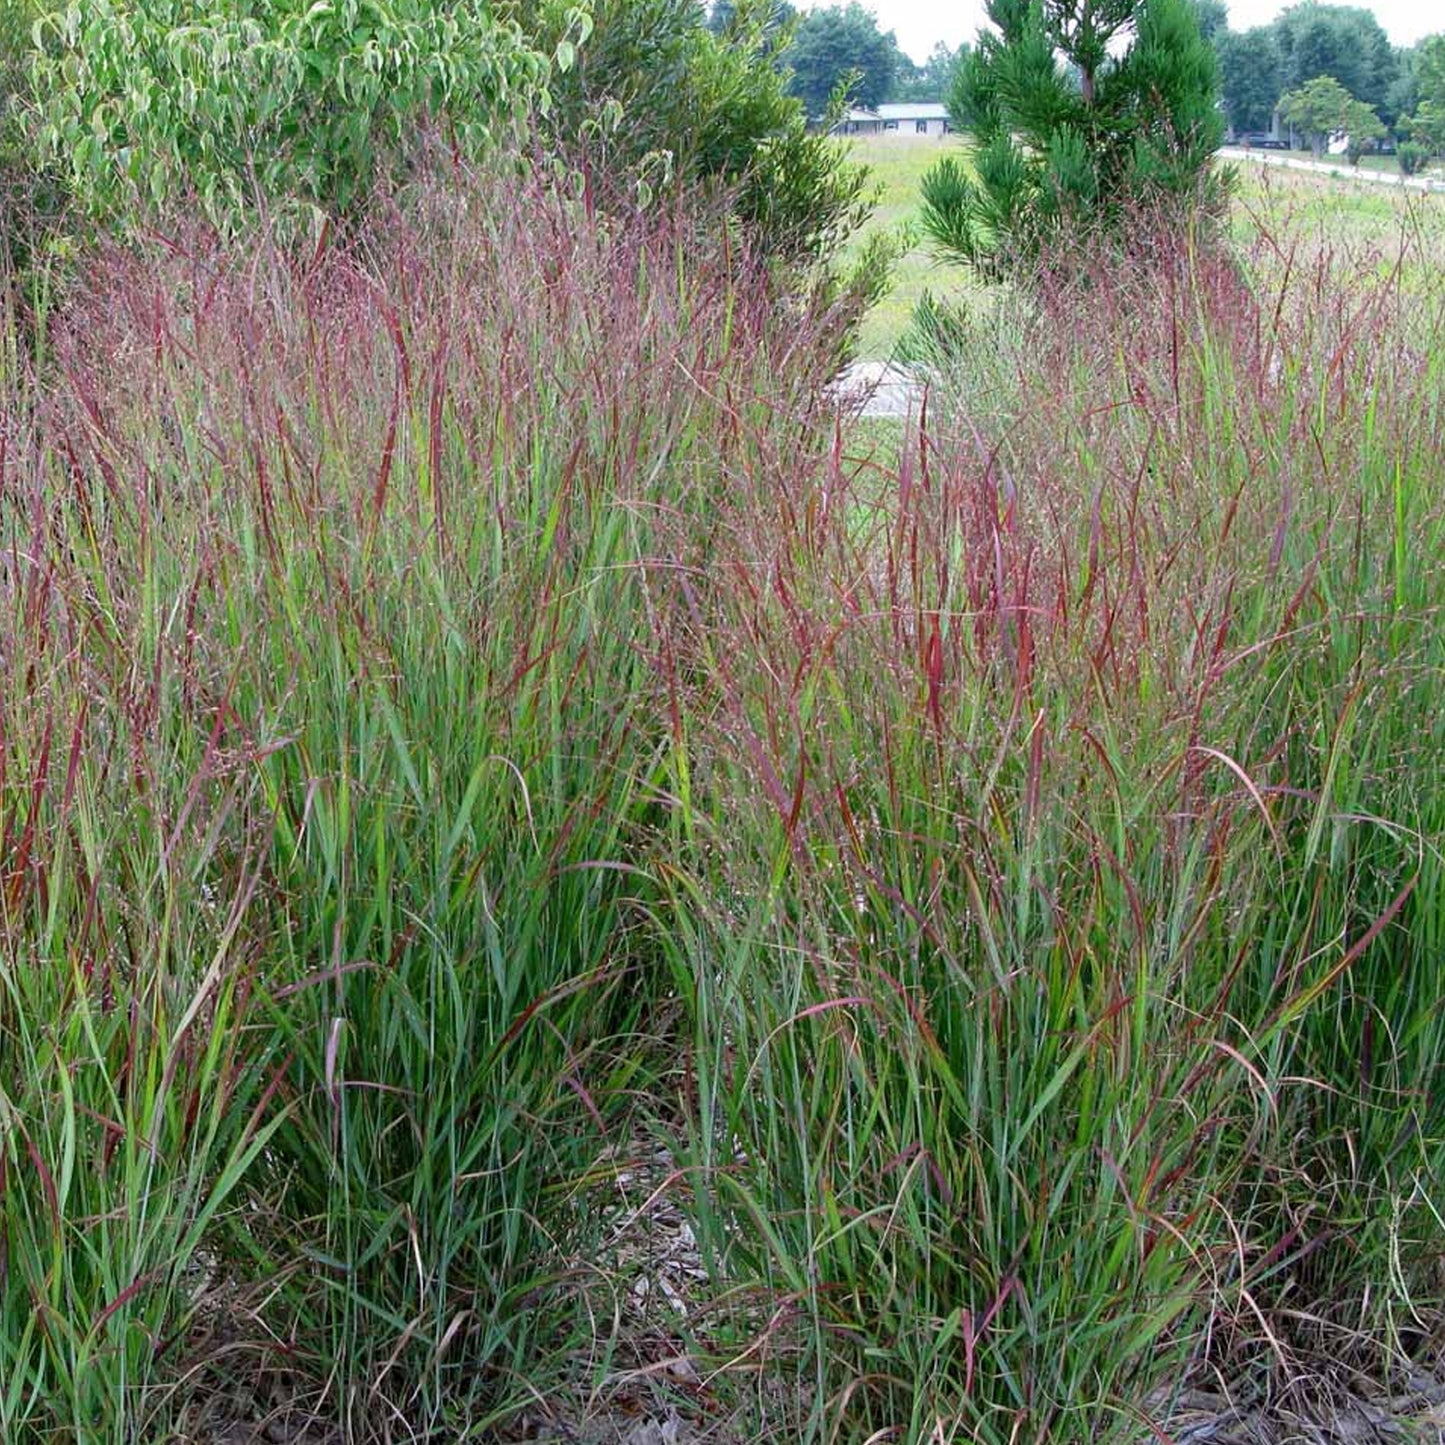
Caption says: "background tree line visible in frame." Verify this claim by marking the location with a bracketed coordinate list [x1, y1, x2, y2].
[708, 1, 965, 115]
[1209, 1, 1444, 168]
[703, 0, 1443, 173]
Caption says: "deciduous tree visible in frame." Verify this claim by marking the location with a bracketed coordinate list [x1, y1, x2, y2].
[1216, 27, 1283, 134]
[1192, 0, 1229, 42]
[707, 0, 795, 41]
[782, 3, 901, 116]
[1400, 35, 1445, 155]
[1277, 72, 1356, 156]
[893, 41, 966, 102]
[1272, 4, 1397, 122]
[1342, 98, 1386, 163]
[537, 0, 873, 267]
[32, 0, 568, 231]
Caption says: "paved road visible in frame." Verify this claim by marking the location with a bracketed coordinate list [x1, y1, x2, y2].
[1218, 147, 1445, 193]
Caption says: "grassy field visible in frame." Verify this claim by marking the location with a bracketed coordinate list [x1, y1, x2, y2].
[848, 136, 1445, 358]
[842, 134, 972, 358]
[1, 146, 1443, 1445]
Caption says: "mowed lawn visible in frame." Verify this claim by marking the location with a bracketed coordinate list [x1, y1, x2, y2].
[841, 133, 971, 359]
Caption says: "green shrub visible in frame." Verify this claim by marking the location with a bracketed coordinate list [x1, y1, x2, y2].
[535, 0, 872, 269]
[0, 0, 66, 278]
[1397, 140, 1433, 176]
[30, 0, 580, 234]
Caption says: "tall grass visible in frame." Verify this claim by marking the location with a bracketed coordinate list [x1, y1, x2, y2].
[0, 171, 1440, 1445]
[657, 221, 1445, 1440]
[0, 173, 853, 1439]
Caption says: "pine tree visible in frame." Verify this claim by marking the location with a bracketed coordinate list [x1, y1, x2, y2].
[921, 0, 1226, 278]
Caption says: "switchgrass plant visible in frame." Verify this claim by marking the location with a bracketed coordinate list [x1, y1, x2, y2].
[0, 170, 857, 1440]
[1, 161, 1441, 1445]
[0, 393, 289, 1439]
[0, 681, 283, 1440]
[656, 217, 1445, 1441]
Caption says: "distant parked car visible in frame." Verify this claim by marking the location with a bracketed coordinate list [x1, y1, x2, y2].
[1239, 133, 1288, 149]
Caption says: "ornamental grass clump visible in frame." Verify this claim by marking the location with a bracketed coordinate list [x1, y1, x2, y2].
[1, 146, 1441, 1445]
[654, 212, 1445, 1442]
[0, 164, 859, 1441]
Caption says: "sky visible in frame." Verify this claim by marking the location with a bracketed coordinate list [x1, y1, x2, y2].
[795, 1, 1438, 62]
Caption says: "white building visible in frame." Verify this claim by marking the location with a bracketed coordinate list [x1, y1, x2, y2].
[876, 103, 952, 138]
[830, 103, 953, 139]
[832, 107, 884, 136]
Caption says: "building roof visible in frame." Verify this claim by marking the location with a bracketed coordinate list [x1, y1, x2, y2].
[876, 103, 949, 121]
[841, 108, 882, 123]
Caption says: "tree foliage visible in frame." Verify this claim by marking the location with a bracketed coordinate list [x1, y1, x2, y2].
[707, 0, 794, 37]
[1, 1, 37, 239]
[1270, 3, 1398, 123]
[1342, 98, 1386, 163]
[1216, 26, 1282, 134]
[31, 0, 571, 232]
[1, 0, 68, 275]
[536, 0, 873, 268]
[1396, 140, 1432, 174]
[1411, 32, 1445, 107]
[1191, 0, 1228, 42]
[893, 40, 966, 103]
[921, 0, 1225, 280]
[1277, 72, 1358, 156]
[1273, 69, 1391, 164]
[782, 2, 901, 116]
[1400, 103, 1445, 156]
[1400, 34, 1445, 155]
[1210, 5, 1407, 137]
